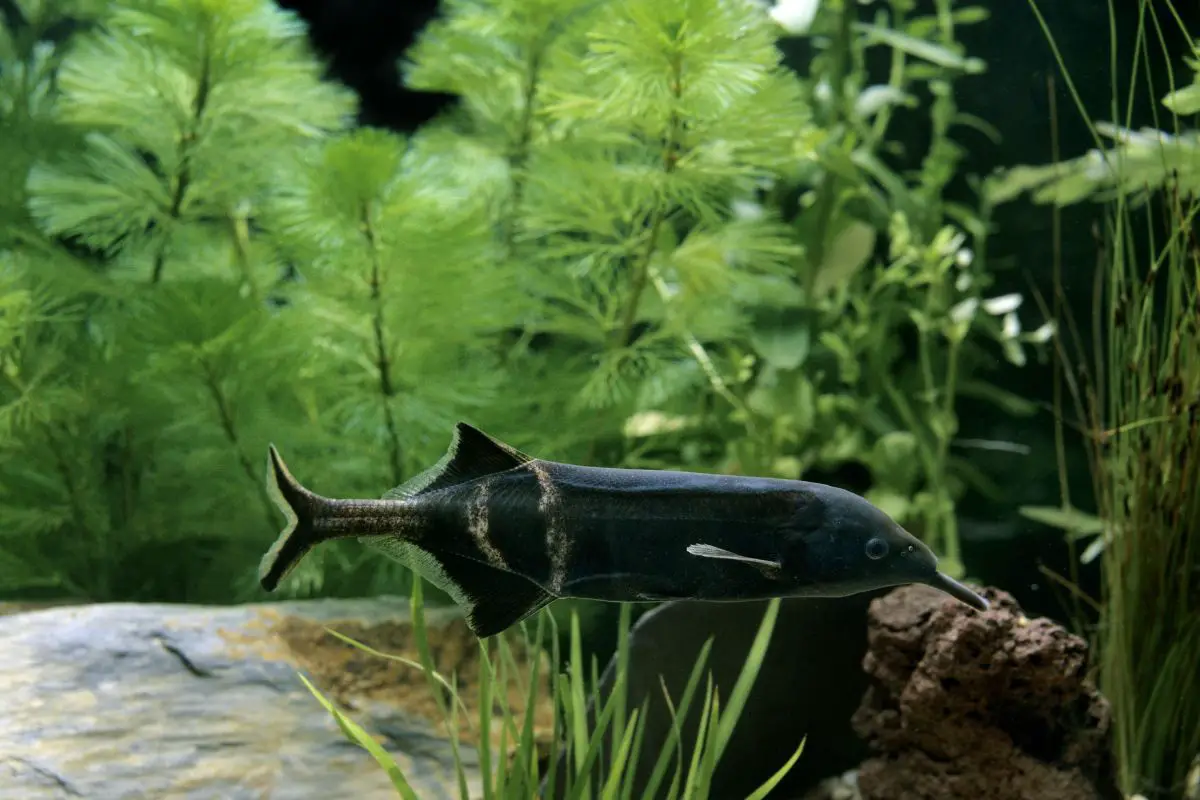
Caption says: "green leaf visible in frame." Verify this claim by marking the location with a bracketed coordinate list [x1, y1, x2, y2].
[711, 597, 780, 764]
[855, 23, 985, 73]
[865, 488, 913, 524]
[750, 322, 810, 371]
[938, 554, 966, 579]
[958, 379, 1039, 416]
[1018, 505, 1105, 536]
[813, 220, 876, 298]
[744, 736, 806, 800]
[1162, 82, 1200, 116]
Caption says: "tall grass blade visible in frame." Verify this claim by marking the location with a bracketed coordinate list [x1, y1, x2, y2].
[711, 597, 781, 765]
[296, 673, 420, 800]
[638, 638, 714, 800]
[408, 578, 471, 799]
[744, 737, 808, 800]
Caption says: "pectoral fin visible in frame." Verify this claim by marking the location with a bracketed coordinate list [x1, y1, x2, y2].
[686, 543, 782, 571]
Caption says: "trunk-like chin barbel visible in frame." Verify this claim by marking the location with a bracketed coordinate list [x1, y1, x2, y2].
[926, 571, 990, 611]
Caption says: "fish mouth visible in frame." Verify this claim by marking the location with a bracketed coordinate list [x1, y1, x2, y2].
[926, 571, 990, 611]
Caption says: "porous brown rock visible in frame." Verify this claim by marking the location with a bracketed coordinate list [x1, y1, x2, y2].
[851, 585, 1118, 800]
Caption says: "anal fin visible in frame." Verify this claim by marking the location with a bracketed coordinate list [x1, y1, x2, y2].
[562, 573, 692, 602]
[361, 536, 554, 638]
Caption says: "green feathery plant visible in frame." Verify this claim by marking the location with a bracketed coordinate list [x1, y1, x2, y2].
[401, 0, 1055, 579]
[1, 0, 358, 601]
[258, 126, 523, 597]
[303, 592, 803, 799]
[1, 0, 1051, 603]
[0, 0, 108, 247]
[994, 1, 1200, 795]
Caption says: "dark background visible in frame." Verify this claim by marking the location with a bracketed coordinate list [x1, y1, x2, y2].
[273, 0, 1198, 628]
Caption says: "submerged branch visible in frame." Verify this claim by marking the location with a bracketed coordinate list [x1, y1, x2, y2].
[803, 0, 855, 295]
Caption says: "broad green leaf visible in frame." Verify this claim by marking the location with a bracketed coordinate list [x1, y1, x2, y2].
[750, 323, 810, 371]
[813, 220, 876, 298]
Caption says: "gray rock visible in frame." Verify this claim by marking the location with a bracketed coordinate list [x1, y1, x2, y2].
[0, 598, 494, 800]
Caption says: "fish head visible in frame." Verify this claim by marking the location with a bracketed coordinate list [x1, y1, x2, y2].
[781, 484, 989, 611]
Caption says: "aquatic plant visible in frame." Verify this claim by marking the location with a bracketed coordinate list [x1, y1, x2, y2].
[400, 0, 1054, 580]
[993, 1, 1200, 794]
[0, 0, 358, 600]
[303, 591, 801, 799]
[0, 0, 1049, 603]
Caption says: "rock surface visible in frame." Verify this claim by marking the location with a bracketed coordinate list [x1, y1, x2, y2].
[0, 598, 552, 799]
[851, 585, 1118, 800]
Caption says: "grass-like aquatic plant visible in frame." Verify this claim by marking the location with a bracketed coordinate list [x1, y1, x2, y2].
[992, 1, 1200, 794]
[302, 583, 802, 799]
[1090, 193, 1200, 800]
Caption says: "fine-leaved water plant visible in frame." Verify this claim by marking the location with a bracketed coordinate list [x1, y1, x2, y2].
[993, 0, 1200, 794]
[2, 0, 1049, 607]
[399, 0, 1055, 582]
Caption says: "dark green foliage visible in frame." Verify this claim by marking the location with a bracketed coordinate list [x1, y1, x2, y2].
[2, 0, 1046, 604]
[0, 0, 366, 600]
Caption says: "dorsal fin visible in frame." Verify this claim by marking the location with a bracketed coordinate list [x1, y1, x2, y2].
[383, 422, 532, 499]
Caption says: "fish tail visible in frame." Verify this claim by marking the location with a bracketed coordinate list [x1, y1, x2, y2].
[258, 444, 327, 592]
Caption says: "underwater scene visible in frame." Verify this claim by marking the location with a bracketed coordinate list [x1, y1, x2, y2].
[1, 0, 1197, 797]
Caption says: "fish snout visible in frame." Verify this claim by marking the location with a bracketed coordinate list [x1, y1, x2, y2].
[926, 571, 990, 611]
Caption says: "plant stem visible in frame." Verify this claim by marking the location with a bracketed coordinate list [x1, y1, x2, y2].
[803, 0, 855, 297]
[867, 1, 908, 147]
[0, 368, 102, 596]
[198, 356, 277, 531]
[613, 212, 665, 350]
[501, 42, 545, 253]
[363, 205, 404, 485]
[43, 422, 103, 597]
[229, 205, 261, 305]
[151, 41, 211, 284]
[612, 53, 683, 350]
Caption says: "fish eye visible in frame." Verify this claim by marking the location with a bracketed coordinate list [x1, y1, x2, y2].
[865, 537, 889, 560]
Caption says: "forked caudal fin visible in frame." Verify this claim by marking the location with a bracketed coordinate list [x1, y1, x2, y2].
[258, 444, 327, 592]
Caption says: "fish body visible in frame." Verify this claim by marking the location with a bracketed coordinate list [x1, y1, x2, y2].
[259, 423, 988, 637]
